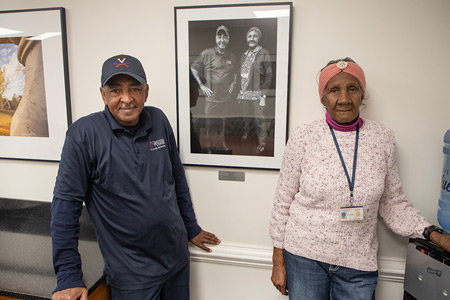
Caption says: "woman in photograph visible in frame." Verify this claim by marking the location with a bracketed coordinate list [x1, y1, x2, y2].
[237, 26, 272, 153]
[269, 57, 450, 299]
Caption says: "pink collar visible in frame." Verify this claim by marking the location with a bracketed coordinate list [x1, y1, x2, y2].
[326, 111, 364, 132]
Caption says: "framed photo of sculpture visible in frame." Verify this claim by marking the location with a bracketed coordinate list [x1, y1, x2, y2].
[175, 3, 292, 169]
[0, 7, 71, 161]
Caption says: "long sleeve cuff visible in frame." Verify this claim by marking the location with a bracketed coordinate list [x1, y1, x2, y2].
[187, 223, 202, 240]
[54, 271, 86, 293]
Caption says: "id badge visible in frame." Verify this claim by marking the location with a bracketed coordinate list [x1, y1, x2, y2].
[340, 206, 364, 221]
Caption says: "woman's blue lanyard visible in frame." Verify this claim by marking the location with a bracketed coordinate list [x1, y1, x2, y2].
[328, 124, 360, 206]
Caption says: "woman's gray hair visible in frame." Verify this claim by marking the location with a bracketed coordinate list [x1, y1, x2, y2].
[247, 27, 262, 39]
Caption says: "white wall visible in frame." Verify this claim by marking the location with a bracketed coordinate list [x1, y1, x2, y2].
[1, 0, 449, 299]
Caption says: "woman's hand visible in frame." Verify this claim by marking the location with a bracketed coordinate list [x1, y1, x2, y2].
[271, 247, 288, 295]
[259, 96, 266, 110]
[431, 231, 450, 252]
[199, 84, 214, 98]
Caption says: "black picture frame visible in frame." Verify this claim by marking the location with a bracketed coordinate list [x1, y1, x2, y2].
[0, 7, 71, 161]
[175, 3, 292, 169]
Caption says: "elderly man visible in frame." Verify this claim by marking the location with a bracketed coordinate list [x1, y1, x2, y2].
[51, 54, 220, 300]
[190, 25, 237, 152]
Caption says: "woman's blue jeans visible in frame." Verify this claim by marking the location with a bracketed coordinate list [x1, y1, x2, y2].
[284, 250, 378, 300]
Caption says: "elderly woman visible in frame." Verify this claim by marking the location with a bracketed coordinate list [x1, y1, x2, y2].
[237, 26, 272, 153]
[269, 58, 450, 299]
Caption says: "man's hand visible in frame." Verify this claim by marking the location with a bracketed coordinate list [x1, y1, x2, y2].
[199, 85, 214, 98]
[52, 287, 88, 300]
[228, 82, 236, 94]
[189, 230, 221, 252]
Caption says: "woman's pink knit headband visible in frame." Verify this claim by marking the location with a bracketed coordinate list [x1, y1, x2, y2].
[318, 60, 366, 98]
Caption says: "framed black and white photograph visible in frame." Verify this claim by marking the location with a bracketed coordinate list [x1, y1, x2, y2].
[175, 3, 292, 169]
[0, 7, 71, 161]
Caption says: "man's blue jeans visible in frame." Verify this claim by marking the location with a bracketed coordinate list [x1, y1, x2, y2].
[111, 263, 190, 300]
[284, 250, 378, 300]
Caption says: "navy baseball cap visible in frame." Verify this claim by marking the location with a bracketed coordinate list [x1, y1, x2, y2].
[101, 54, 147, 86]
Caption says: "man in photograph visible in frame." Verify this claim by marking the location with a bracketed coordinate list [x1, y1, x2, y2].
[51, 54, 220, 300]
[190, 25, 237, 152]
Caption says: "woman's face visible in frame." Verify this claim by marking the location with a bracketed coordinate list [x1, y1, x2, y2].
[321, 72, 363, 125]
[246, 30, 260, 48]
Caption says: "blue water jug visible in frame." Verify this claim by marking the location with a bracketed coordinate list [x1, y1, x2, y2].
[438, 129, 450, 232]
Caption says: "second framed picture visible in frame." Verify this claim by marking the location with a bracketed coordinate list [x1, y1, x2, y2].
[175, 2, 292, 169]
[0, 7, 71, 161]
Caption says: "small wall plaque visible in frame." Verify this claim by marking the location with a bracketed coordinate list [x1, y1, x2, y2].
[218, 171, 245, 182]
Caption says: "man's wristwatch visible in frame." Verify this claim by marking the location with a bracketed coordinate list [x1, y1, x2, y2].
[423, 225, 444, 241]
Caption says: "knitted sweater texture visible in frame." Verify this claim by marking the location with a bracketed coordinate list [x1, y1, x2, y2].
[269, 118, 430, 271]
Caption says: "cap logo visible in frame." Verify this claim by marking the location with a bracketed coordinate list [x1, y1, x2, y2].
[114, 58, 130, 68]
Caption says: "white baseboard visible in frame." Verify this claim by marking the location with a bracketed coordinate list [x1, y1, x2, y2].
[189, 243, 406, 283]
